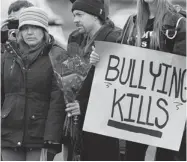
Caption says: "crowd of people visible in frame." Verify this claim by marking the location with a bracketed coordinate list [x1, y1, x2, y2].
[1, 0, 186, 161]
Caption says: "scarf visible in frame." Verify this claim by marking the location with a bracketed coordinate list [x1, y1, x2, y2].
[17, 32, 49, 67]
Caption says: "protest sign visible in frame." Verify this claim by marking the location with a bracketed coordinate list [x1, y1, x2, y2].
[83, 41, 186, 151]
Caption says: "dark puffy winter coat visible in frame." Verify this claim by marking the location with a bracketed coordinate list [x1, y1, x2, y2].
[1, 36, 67, 149]
[68, 20, 122, 161]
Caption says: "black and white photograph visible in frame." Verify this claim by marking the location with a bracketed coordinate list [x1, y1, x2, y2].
[1, 0, 186, 161]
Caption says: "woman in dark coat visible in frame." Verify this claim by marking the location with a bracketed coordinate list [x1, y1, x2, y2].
[117, 0, 186, 161]
[92, 0, 186, 160]
[1, 7, 66, 161]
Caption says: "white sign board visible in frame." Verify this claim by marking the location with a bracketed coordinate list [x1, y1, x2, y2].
[83, 41, 186, 151]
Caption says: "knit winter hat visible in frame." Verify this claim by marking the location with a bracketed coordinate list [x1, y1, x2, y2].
[72, 0, 105, 21]
[19, 7, 48, 32]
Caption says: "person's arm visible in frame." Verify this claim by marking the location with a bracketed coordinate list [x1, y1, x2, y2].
[76, 66, 95, 115]
[44, 73, 66, 143]
[1, 53, 6, 107]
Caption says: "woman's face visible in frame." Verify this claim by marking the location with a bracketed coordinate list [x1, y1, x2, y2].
[21, 25, 44, 47]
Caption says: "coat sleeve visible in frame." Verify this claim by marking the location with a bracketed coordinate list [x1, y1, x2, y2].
[1, 53, 5, 107]
[105, 27, 122, 43]
[44, 73, 66, 142]
[172, 17, 186, 56]
[76, 66, 95, 128]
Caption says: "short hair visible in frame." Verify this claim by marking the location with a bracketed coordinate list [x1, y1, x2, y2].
[8, 0, 34, 15]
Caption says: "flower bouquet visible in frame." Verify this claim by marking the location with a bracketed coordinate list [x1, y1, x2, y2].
[49, 42, 92, 160]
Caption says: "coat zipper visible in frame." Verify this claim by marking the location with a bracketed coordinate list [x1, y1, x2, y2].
[8, 44, 28, 146]
[17, 56, 28, 147]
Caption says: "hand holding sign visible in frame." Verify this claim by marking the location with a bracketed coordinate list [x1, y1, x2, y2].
[90, 46, 100, 66]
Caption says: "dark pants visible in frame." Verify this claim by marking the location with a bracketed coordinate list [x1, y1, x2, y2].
[81, 132, 120, 161]
[125, 141, 148, 161]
